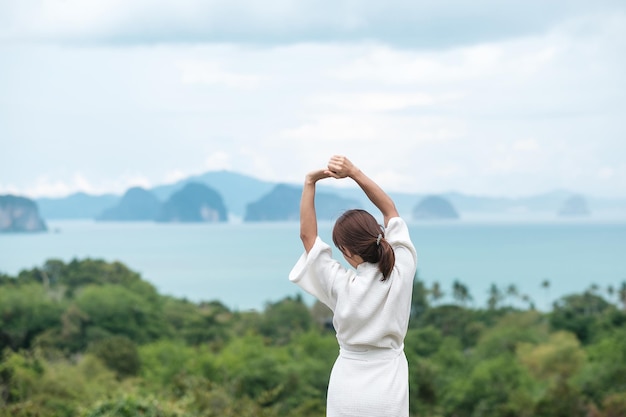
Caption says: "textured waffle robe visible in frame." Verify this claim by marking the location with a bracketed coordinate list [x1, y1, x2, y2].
[289, 217, 417, 417]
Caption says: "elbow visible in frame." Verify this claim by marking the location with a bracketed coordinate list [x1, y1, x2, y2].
[300, 232, 316, 253]
[383, 204, 400, 226]
[386, 201, 399, 217]
[300, 231, 315, 244]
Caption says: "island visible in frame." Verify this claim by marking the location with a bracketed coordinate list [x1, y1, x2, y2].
[0, 194, 47, 232]
[412, 195, 460, 220]
[244, 184, 359, 222]
[97, 187, 161, 221]
[558, 194, 590, 217]
[155, 182, 228, 222]
[37, 192, 119, 220]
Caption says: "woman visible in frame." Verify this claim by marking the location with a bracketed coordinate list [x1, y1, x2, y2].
[289, 155, 417, 417]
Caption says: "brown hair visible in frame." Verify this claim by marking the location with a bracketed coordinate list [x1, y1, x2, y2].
[332, 209, 395, 281]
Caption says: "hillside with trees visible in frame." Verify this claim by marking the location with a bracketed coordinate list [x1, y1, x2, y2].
[1, 259, 625, 417]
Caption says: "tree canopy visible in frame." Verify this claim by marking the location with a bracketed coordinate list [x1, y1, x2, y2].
[1, 259, 625, 417]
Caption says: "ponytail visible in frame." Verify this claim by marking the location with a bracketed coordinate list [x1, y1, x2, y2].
[377, 238, 395, 281]
[332, 209, 396, 282]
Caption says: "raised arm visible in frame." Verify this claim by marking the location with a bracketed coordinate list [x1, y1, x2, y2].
[300, 169, 332, 253]
[327, 155, 399, 227]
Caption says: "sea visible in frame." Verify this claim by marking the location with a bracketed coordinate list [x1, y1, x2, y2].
[1, 218, 625, 311]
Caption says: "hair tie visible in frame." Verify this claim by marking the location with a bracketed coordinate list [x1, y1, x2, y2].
[376, 233, 382, 246]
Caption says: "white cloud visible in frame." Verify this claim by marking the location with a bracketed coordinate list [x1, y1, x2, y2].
[10, 174, 92, 198]
[1, 0, 123, 40]
[329, 41, 558, 87]
[0, 183, 24, 196]
[204, 151, 233, 171]
[513, 138, 540, 152]
[1, 0, 623, 48]
[308, 91, 464, 112]
[280, 112, 464, 144]
[120, 174, 152, 190]
[435, 164, 463, 178]
[597, 167, 615, 180]
[0, 6, 624, 199]
[238, 146, 279, 181]
[0, 172, 154, 198]
[178, 60, 263, 89]
[281, 114, 382, 142]
[371, 169, 417, 192]
[163, 169, 188, 184]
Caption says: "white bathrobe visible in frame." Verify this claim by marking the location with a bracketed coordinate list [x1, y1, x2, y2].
[289, 217, 417, 417]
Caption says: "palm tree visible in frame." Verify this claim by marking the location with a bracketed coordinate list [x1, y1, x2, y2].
[607, 285, 616, 305]
[430, 281, 444, 306]
[452, 279, 472, 307]
[541, 279, 551, 310]
[619, 281, 626, 310]
[521, 294, 535, 310]
[487, 283, 503, 310]
[506, 284, 519, 307]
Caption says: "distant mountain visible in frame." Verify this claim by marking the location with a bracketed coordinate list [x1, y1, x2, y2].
[97, 187, 161, 221]
[27, 170, 626, 222]
[33, 171, 272, 221]
[156, 182, 228, 223]
[442, 190, 575, 213]
[244, 184, 359, 222]
[317, 185, 418, 219]
[151, 170, 275, 218]
[558, 194, 591, 217]
[315, 190, 361, 220]
[37, 192, 119, 219]
[0, 195, 47, 233]
[413, 195, 460, 220]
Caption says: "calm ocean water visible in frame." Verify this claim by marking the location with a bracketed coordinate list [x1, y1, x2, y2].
[1, 219, 625, 311]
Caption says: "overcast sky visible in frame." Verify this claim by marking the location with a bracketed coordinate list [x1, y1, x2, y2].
[1, 0, 625, 198]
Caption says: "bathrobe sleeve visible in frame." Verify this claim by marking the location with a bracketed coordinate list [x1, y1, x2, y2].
[385, 217, 418, 280]
[289, 236, 352, 311]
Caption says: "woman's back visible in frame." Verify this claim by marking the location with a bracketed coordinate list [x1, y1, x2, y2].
[291, 155, 416, 416]
[323, 217, 416, 351]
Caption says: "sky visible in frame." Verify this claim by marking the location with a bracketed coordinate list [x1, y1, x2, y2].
[1, 0, 625, 199]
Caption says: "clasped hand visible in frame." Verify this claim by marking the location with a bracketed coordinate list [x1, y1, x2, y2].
[306, 155, 356, 183]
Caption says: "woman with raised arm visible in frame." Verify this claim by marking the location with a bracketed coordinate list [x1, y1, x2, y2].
[289, 155, 417, 417]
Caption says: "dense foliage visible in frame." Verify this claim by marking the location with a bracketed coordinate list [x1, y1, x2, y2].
[1, 259, 625, 416]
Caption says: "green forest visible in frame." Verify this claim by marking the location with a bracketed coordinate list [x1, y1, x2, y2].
[1, 259, 625, 417]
